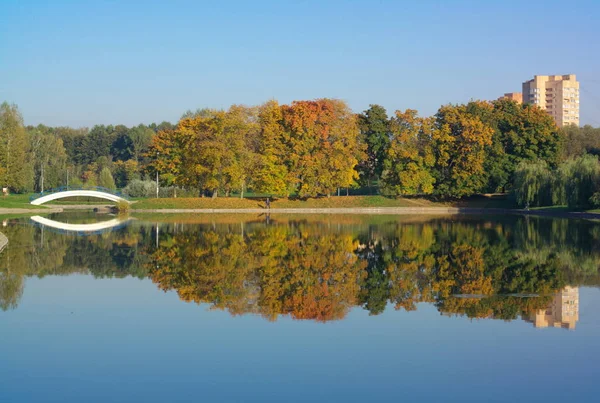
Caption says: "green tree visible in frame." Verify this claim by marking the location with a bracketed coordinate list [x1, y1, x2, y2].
[98, 167, 116, 190]
[28, 125, 68, 191]
[356, 104, 391, 189]
[513, 160, 552, 207]
[563, 154, 600, 209]
[0, 102, 32, 192]
[466, 99, 563, 192]
[128, 124, 155, 163]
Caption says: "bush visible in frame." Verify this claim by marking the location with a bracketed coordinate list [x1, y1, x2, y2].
[123, 180, 156, 198]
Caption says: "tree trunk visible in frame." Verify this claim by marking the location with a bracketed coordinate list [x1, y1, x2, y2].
[337, 187, 340, 197]
[346, 187, 349, 196]
[174, 187, 177, 198]
[212, 189, 218, 198]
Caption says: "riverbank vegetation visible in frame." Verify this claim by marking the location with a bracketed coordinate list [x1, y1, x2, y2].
[1, 99, 599, 209]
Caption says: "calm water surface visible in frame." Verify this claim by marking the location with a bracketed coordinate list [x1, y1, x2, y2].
[1, 213, 599, 402]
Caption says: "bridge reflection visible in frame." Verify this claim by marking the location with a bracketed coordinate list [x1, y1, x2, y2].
[0, 231, 7, 254]
[30, 215, 133, 235]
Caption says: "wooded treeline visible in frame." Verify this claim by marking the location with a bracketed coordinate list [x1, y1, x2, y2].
[1, 99, 599, 200]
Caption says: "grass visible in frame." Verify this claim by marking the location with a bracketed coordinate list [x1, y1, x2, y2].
[0, 193, 48, 209]
[132, 194, 517, 210]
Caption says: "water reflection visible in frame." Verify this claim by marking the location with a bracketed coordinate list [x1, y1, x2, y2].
[0, 214, 598, 329]
[30, 214, 133, 235]
[525, 286, 579, 329]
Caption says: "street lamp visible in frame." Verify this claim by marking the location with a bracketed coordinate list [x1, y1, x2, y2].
[156, 152, 160, 198]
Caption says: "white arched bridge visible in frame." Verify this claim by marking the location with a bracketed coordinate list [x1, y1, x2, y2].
[30, 187, 130, 206]
[30, 215, 134, 234]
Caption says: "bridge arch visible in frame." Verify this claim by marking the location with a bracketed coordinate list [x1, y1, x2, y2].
[0, 231, 7, 255]
[30, 216, 133, 234]
[30, 189, 130, 206]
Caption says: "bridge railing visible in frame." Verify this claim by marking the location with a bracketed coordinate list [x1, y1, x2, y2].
[29, 186, 130, 202]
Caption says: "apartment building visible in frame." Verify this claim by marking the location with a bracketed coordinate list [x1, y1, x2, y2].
[522, 74, 580, 127]
[498, 92, 523, 103]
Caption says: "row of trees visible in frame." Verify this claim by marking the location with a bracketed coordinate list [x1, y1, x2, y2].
[148, 98, 568, 198]
[149, 100, 363, 197]
[514, 154, 600, 209]
[2, 98, 597, 199]
[0, 101, 174, 193]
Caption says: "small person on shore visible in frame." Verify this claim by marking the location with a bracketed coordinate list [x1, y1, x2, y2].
[266, 197, 271, 209]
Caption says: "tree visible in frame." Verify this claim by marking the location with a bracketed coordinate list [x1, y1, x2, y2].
[253, 100, 289, 195]
[128, 124, 155, 163]
[281, 99, 365, 197]
[513, 160, 552, 207]
[113, 159, 139, 188]
[82, 125, 117, 165]
[147, 127, 193, 191]
[381, 109, 435, 195]
[466, 99, 563, 192]
[432, 104, 493, 198]
[356, 105, 391, 188]
[28, 125, 68, 192]
[562, 154, 600, 209]
[0, 102, 32, 192]
[98, 167, 116, 190]
[178, 106, 258, 197]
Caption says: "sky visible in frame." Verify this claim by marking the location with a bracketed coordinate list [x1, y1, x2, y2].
[1, 0, 599, 127]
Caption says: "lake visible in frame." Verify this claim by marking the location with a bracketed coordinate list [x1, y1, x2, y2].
[1, 213, 599, 402]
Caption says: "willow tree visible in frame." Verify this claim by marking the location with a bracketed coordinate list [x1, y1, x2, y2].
[513, 160, 552, 207]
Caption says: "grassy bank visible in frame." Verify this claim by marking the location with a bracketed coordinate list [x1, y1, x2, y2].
[132, 194, 516, 210]
[0, 194, 48, 209]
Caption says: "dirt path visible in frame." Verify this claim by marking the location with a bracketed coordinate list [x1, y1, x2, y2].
[0, 207, 63, 215]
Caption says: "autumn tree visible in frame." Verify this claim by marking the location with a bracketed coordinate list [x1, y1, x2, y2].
[253, 100, 289, 195]
[281, 99, 365, 197]
[381, 109, 436, 195]
[147, 127, 193, 191]
[432, 104, 493, 198]
[178, 106, 259, 197]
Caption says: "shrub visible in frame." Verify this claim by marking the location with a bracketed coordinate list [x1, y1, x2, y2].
[123, 180, 156, 198]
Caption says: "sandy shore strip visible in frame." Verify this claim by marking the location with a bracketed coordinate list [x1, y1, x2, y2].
[130, 207, 600, 219]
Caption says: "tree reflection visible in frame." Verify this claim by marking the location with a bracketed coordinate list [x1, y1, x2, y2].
[147, 217, 598, 325]
[1, 215, 599, 329]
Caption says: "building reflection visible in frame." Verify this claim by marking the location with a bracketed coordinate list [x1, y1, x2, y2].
[526, 287, 579, 330]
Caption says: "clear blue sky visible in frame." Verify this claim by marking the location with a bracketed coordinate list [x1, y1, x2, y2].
[1, 0, 599, 127]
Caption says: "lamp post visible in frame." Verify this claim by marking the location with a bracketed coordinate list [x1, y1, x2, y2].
[156, 152, 160, 198]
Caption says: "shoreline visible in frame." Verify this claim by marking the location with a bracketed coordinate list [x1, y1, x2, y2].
[1, 206, 600, 220]
[128, 207, 600, 220]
